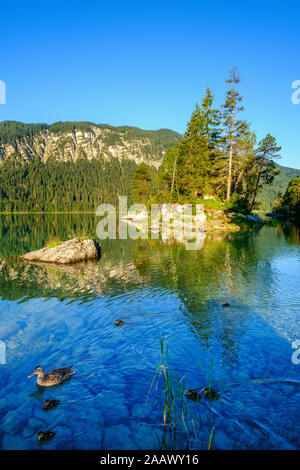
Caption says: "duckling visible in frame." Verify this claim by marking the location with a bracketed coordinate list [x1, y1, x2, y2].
[203, 387, 220, 400]
[28, 365, 76, 387]
[43, 399, 60, 410]
[115, 319, 124, 326]
[186, 389, 201, 401]
[37, 430, 56, 442]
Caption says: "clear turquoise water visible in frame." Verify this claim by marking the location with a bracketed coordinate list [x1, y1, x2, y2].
[0, 215, 299, 450]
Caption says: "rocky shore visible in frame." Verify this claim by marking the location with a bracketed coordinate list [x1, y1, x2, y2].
[122, 203, 263, 238]
[20, 238, 101, 265]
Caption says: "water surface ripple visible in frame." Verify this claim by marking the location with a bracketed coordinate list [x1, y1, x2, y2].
[0, 215, 299, 449]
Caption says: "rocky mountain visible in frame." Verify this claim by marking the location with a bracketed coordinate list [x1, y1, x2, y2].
[0, 120, 299, 212]
[0, 121, 181, 168]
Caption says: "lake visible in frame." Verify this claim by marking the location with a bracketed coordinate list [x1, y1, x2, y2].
[0, 214, 299, 450]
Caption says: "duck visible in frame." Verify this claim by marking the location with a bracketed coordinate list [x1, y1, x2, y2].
[37, 430, 56, 442]
[28, 365, 76, 387]
[43, 399, 60, 410]
[203, 387, 220, 400]
[115, 319, 124, 326]
[186, 388, 201, 401]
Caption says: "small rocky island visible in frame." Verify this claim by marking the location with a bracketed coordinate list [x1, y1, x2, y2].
[20, 238, 101, 265]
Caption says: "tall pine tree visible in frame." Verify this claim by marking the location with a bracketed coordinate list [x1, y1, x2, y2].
[177, 103, 210, 198]
[222, 67, 244, 201]
[249, 134, 281, 211]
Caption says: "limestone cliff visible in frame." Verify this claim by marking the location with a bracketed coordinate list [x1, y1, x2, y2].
[0, 121, 181, 168]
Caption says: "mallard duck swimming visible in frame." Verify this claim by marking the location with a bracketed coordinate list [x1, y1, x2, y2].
[43, 399, 60, 410]
[186, 389, 201, 401]
[37, 430, 56, 442]
[203, 387, 220, 400]
[28, 365, 76, 387]
[115, 319, 124, 326]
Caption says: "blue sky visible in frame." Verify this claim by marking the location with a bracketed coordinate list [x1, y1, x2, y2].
[1, 0, 300, 168]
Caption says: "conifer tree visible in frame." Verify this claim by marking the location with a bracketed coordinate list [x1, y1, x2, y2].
[177, 103, 210, 197]
[201, 88, 222, 150]
[222, 67, 244, 201]
[200, 88, 223, 195]
[283, 177, 300, 216]
[249, 134, 281, 211]
[158, 143, 180, 196]
[131, 163, 152, 203]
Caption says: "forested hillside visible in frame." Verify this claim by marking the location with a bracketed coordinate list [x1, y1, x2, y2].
[0, 158, 138, 212]
[257, 164, 300, 210]
[281, 176, 300, 218]
[0, 108, 299, 212]
[0, 121, 180, 212]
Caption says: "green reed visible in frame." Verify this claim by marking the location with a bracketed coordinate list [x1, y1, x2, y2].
[147, 335, 216, 450]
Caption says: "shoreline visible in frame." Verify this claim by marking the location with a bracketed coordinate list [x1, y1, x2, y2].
[0, 209, 265, 233]
[0, 211, 97, 215]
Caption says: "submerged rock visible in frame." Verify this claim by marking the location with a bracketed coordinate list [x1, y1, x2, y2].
[20, 238, 101, 265]
[99, 390, 129, 425]
[131, 421, 159, 450]
[2, 432, 33, 450]
[103, 424, 136, 450]
[1, 403, 33, 434]
[22, 417, 45, 438]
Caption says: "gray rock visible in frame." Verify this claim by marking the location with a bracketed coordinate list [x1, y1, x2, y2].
[98, 390, 130, 425]
[20, 238, 101, 265]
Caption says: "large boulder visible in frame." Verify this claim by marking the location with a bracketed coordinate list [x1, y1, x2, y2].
[20, 238, 101, 265]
